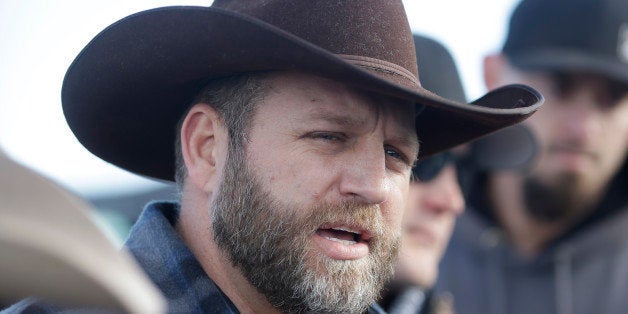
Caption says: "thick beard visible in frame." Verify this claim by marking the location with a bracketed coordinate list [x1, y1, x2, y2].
[211, 148, 400, 313]
[522, 174, 583, 223]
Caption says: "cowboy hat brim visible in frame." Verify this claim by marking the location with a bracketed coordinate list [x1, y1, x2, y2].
[62, 6, 542, 182]
[0, 149, 166, 312]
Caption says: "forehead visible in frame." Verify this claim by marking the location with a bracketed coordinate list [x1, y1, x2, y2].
[260, 71, 417, 124]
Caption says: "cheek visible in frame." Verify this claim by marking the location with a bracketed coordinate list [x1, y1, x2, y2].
[247, 143, 315, 200]
[264, 165, 309, 204]
[601, 113, 628, 166]
[440, 216, 457, 240]
[384, 178, 411, 229]
[402, 185, 422, 217]
[608, 105, 628, 144]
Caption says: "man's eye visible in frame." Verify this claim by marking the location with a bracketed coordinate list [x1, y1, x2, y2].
[550, 72, 575, 97]
[385, 146, 404, 160]
[385, 145, 415, 168]
[318, 134, 339, 141]
[308, 132, 345, 142]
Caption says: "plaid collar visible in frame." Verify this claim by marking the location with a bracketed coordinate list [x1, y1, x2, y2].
[125, 201, 387, 314]
[125, 201, 238, 313]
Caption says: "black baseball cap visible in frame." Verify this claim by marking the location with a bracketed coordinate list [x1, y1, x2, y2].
[503, 0, 628, 85]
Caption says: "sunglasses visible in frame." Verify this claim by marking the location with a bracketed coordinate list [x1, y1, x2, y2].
[411, 151, 459, 182]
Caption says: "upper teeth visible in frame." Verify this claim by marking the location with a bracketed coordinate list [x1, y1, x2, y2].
[332, 227, 359, 234]
[324, 236, 356, 244]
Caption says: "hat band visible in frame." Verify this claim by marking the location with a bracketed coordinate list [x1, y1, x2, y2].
[338, 54, 420, 87]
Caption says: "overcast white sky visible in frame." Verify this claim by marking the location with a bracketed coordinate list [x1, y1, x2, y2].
[0, 0, 520, 197]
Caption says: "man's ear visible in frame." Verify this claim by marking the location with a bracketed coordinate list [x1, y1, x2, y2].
[180, 104, 228, 193]
[483, 53, 508, 90]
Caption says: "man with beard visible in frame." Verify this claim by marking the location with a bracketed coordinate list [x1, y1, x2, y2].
[435, 0, 628, 314]
[3, 1, 542, 313]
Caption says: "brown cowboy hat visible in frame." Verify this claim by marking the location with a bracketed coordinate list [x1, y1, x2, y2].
[62, 0, 542, 182]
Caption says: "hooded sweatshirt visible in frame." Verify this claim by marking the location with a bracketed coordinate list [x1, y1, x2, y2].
[434, 163, 628, 314]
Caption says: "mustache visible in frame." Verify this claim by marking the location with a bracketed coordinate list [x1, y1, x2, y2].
[299, 201, 387, 240]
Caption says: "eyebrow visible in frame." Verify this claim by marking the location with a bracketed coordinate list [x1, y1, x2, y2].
[304, 110, 367, 129]
[305, 109, 420, 158]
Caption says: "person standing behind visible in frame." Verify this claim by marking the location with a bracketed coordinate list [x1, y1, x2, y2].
[381, 35, 538, 314]
[435, 0, 628, 314]
[380, 35, 467, 314]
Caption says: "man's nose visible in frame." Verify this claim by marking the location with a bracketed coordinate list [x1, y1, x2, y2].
[338, 144, 389, 205]
[420, 166, 465, 216]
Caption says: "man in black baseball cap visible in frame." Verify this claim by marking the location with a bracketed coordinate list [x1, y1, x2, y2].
[435, 0, 628, 313]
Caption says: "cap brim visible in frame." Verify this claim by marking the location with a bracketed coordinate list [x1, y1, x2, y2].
[509, 49, 628, 85]
[63, 6, 542, 181]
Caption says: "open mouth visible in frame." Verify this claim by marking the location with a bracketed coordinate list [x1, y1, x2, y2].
[313, 224, 374, 260]
[316, 226, 371, 245]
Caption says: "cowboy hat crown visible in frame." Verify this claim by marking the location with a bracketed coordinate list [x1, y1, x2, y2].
[62, 0, 542, 181]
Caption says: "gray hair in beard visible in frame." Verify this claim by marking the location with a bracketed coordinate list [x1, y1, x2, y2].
[211, 146, 400, 313]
